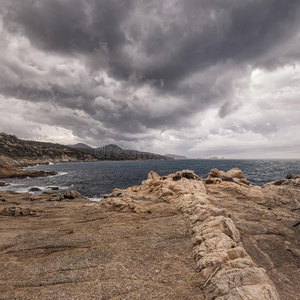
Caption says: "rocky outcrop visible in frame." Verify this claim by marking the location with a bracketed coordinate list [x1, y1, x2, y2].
[206, 167, 250, 185]
[0, 169, 299, 299]
[267, 177, 300, 189]
[0, 156, 56, 179]
[105, 170, 280, 299]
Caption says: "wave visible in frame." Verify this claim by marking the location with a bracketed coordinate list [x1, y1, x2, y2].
[88, 197, 104, 202]
[58, 172, 68, 176]
[49, 171, 68, 178]
[0, 184, 72, 194]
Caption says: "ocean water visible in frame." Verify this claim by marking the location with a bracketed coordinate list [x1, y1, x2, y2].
[1, 160, 299, 198]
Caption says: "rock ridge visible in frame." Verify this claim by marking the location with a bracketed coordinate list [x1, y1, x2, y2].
[104, 169, 281, 299]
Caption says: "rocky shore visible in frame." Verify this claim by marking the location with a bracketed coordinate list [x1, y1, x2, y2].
[0, 156, 56, 179]
[0, 169, 299, 299]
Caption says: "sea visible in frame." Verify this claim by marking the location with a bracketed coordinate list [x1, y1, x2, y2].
[1, 159, 299, 201]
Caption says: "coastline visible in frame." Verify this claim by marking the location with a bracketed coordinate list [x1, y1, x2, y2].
[2, 158, 300, 198]
[0, 168, 299, 299]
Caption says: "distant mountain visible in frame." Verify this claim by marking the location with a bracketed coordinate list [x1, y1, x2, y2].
[69, 143, 172, 161]
[69, 143, 94, 150]
[0, 133, 172, 164]
[96, 144, 172, 161]
[165, 154, 188, 160]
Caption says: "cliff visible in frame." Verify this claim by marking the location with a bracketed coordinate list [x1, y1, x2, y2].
[0, 169, 299, 299]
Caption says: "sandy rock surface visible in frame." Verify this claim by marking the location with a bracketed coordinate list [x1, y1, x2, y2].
[0, 168, 299, 299]
[0, 191, 203, 299]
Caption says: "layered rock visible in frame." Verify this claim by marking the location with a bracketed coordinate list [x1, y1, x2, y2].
[104, 169, 280, 299]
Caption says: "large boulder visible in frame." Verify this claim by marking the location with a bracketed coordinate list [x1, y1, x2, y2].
[209, 169, 226, 178]
[205, 169, 225, 184]
[225, 168, 246, 180]
[206, 168, 250, 186]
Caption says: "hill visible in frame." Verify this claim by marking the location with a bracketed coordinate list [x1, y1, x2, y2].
[0, 133, 172, 165]
[71, 143, 172, 161]
[0, 132, 95, 165]
[69, 143, 94, 150]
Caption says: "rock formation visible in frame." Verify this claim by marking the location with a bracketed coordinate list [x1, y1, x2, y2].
[0, 168, 299, 299]
[0, 156, 56, 179]
[105, 169, 282, 299]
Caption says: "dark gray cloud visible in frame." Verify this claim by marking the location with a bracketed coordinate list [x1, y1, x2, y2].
[3, 0, 132, 53]
[3, 0, 300, 81]
[0, 0, 300, 157]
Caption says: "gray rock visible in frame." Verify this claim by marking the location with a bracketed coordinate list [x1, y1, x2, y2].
[49, 186, 59, 190]
[29, 187, 41, 192]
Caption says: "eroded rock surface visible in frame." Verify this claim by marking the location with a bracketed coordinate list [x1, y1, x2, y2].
[0, 169, 299, 299]
[105, 170, 281, 299]
[0, 189, 203, 299]
[203, 170, 300, 300]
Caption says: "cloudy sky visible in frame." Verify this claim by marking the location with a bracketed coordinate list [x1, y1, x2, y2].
[0, 0, 300, 158]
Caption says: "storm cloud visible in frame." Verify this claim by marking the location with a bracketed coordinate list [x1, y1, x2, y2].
[0, 0, 300, 158]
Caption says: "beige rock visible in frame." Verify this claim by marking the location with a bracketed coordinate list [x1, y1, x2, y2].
[220, 218, 240, 242]
[147, 170, 160, 180]
[209, 168, 226, 178]
[225, 168, 246, 180]
[2, 168, 298, 299]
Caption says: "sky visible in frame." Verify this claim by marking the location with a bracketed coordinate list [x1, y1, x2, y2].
[0, 0, 300, 159]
